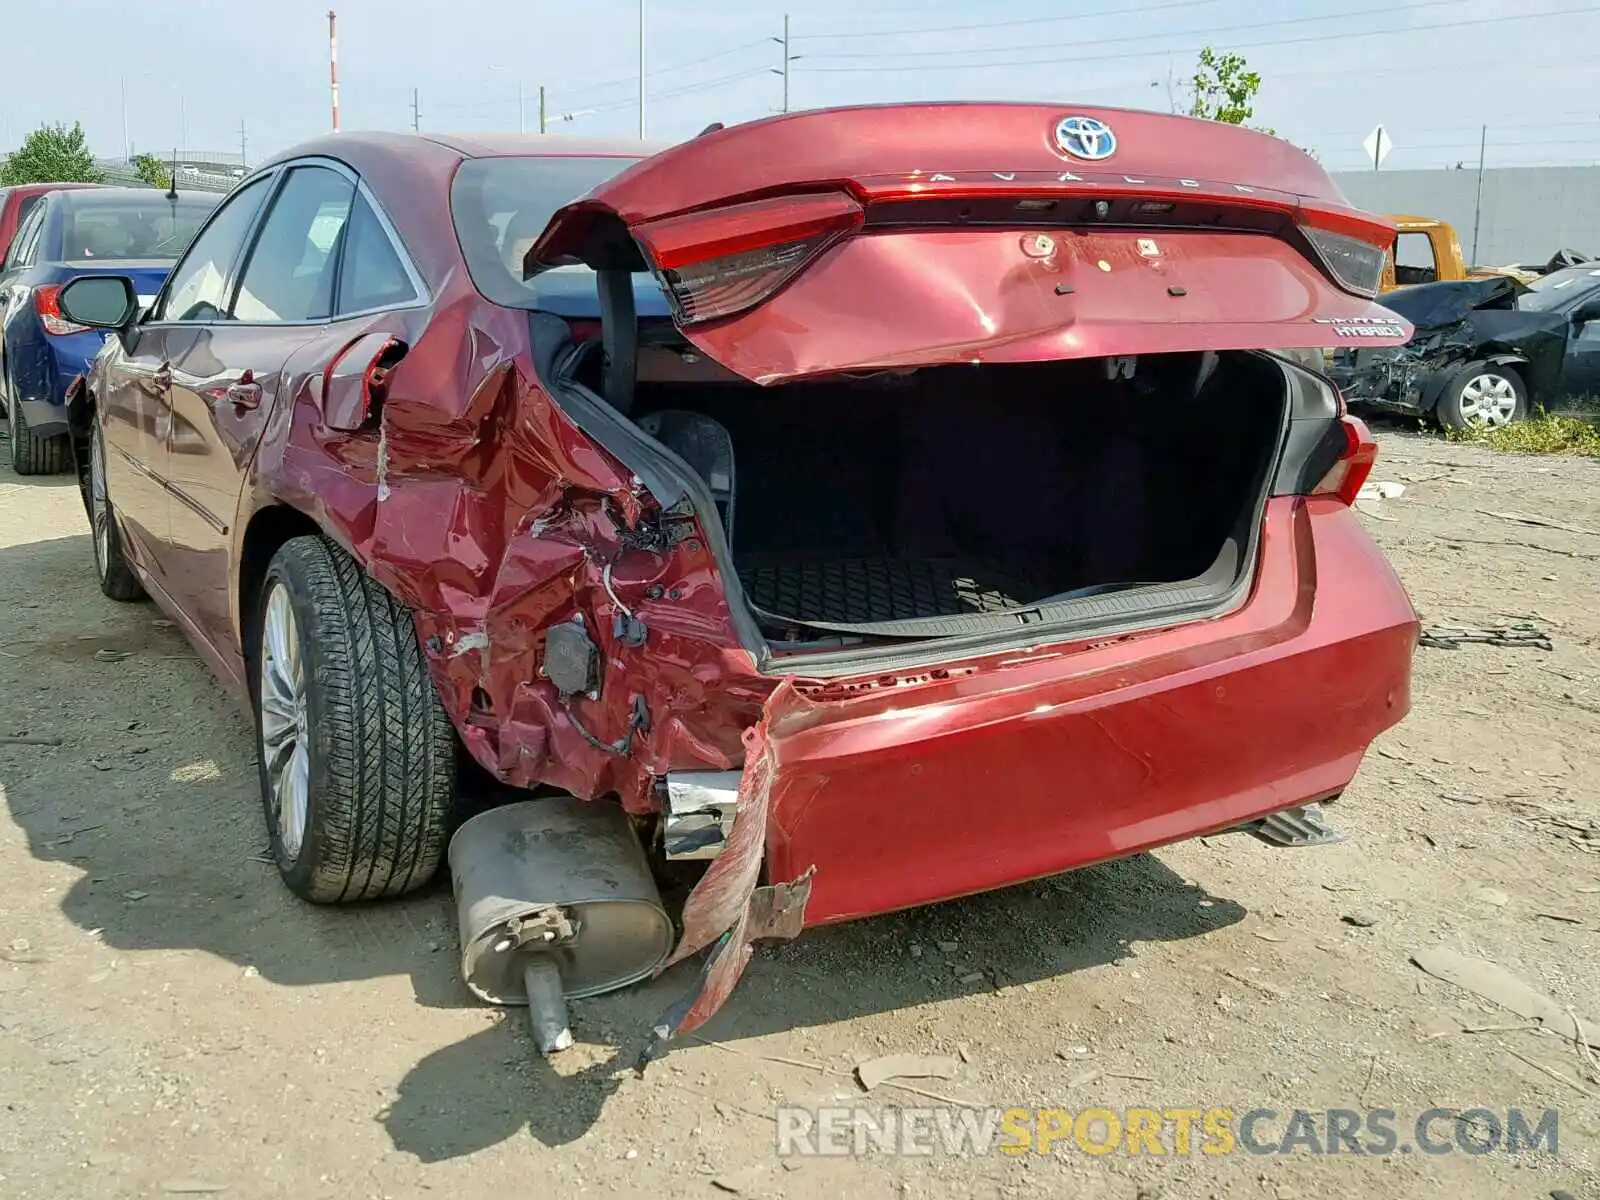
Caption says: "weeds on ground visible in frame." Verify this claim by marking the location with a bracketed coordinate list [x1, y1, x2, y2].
[1447, 412, 1600, 457]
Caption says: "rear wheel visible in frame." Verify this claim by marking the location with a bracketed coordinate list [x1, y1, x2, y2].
[254, 535, 456, 904]
[88, 423, 146, 601]
[4, 364, 71, 476]
[1436, 362, 1527, 430]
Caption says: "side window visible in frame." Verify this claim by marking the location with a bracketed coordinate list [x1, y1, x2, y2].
[336, 193, 418, 315]
[14, 195, 42, 239]
[232, 166, 355, 323]
[158, 176, 273, 322]
[5, 205, 44, 271]
[1394, 233, 1438, 286]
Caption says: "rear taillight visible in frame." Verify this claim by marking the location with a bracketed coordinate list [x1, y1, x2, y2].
[1313, 415, 1378, 506]
[34, 286, 90, 336]
[1300, 226, 1387, 299]
[634, 193, 864, 325]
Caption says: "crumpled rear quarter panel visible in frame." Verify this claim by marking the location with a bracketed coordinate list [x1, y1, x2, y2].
[252, 292, 772, 813]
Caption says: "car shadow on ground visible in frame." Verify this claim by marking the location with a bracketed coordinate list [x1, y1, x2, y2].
[0, 530, 1246, 1161]
[381, 851, 1244, 1158]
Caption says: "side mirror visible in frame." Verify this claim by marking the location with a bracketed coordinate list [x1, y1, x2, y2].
[1572, 301, 1600, 326]
[56, 275, 139, 330]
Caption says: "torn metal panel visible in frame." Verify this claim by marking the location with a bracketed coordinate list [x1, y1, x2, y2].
[241, 289, 774, 817]
[639, 691, 815, 1064]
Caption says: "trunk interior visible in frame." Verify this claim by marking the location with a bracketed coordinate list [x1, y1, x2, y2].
[595, 347, 1289, 640]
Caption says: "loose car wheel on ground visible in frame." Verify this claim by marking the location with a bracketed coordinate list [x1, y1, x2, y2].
[255, 535, 456, 903]
[88, 423, 146, 601]
[1435, 362, 1527, 430]
[4, 366, 71, 476]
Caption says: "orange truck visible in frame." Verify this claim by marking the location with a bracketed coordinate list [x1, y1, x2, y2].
[1380, 215, 1547, 291]
[1381, 215, 1469, 290]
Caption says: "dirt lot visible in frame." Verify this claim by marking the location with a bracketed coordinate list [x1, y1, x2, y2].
[0, 426, 1596, 1200]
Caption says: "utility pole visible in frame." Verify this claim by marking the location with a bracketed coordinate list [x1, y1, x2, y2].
[328, 10, 340, 132]
[518, 79, 525, 134]
[120, 75, 131, 162]
[539, 85, 547, 134]
[1470, 123, 1488, 266]
[239, 120, 248, 170]
[771, 14, 796, 112]
[412, 88, 421, 132]
[637, 0, 647, 137]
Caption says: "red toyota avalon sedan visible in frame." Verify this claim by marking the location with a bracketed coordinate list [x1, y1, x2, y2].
[55, 104, 1418, 1046]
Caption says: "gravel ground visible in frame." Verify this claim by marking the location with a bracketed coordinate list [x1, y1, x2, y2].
[0, 426, 1596, 1199]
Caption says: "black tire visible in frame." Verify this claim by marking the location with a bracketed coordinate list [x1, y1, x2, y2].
[88, 423, 146, 601]
[4, 364, 71, 476]
[254, 535, 457, 904]
[1434, 361, 1528, 431]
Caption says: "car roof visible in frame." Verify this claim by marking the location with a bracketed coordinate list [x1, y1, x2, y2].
[261, 130, 665, 175]
[59, 187, 218, 207]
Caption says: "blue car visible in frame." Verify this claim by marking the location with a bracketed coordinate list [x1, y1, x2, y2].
[1, 186, 217, 474]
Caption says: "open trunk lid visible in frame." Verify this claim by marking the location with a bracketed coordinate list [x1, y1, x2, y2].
[527, 103, 1412, 384]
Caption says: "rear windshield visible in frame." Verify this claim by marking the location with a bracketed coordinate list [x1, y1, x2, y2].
[62, 195, 217, 262]
[450, 155, 638, 308]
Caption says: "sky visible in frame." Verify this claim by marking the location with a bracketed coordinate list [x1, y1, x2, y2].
[3, 0, 1598, 174]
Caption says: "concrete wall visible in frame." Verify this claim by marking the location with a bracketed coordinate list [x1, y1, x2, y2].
[1330, 166, 1600, 267]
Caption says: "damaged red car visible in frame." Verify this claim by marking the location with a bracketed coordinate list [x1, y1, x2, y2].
[57, 104, 1419, 1051]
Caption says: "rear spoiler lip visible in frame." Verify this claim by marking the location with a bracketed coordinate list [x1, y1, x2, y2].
[525, 173, 1396, 280]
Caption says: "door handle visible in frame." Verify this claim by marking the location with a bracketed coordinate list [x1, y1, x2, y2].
[226, 380, 262, 409]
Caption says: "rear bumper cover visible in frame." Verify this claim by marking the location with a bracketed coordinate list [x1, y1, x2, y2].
[645, 497, 1415, 1054]
[765, 497, 1416, 923]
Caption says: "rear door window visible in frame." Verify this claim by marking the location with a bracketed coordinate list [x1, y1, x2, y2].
[159, 175, 273, 322]
[6, 204, 46, 270]
[335, 193, 418, 315]
[232, 165, 355, 323]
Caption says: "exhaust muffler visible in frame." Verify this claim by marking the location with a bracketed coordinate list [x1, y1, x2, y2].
[448, 796, 675, 1054]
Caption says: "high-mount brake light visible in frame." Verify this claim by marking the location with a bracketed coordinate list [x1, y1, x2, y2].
[635, 192, 864, 325]
[1313, 415, 1379, 506]
[1300, 226, 1387, 299]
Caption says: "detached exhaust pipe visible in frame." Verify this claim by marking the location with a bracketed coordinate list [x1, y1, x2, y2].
[448, 797, 675, 1055]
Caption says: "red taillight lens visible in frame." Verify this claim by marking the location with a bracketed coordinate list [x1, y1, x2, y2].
[1314, 415, 1378, 506]
[34, 286, 90, 336]
[1300, 226, 1387, 299]
[634, 192, 864, 325]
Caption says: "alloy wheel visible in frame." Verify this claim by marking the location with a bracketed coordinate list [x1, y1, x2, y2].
[260, 582, 311, 859]
[89, 431, 111, 578]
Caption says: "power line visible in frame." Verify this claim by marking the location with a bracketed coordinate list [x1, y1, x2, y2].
[796, 5, 1600, 73]
[575, 67, 776, 118]
[553, 38, 770, 103]
[802, 0, 1475, 61]
[793, 0, 1228, 43]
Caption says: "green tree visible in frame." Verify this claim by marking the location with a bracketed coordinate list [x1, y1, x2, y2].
[132, 152, 173, 190]
[0, 122, 104, 186]
[1187, 47, 1270, 132]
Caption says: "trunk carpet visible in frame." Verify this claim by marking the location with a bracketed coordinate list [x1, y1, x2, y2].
[738, 555, 1053, 623]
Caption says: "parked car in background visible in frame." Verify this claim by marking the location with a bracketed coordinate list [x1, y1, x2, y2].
[1330, 268, 1600, 428]
[1, 186, 217, 473]
[0, 183, 102, 265]
[56, 109, 1418, 1049]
